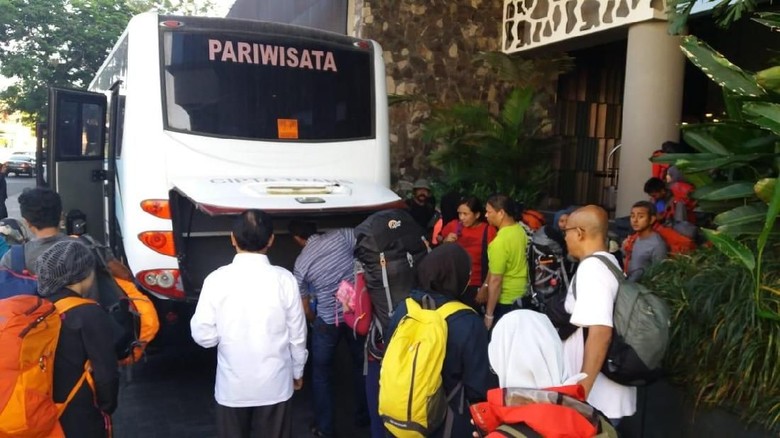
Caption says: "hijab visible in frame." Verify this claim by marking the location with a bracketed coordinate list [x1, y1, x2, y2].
[416, 244, 471, 299]
[489, 310, 584, 388]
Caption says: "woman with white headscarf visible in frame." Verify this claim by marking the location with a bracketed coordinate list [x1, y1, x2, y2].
[489, 309, 584, 388]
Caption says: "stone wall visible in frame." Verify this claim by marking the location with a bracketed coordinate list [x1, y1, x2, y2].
[351, 0, 505, 194]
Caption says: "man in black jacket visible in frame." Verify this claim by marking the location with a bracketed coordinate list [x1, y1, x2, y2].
[36, 240, 119, 438]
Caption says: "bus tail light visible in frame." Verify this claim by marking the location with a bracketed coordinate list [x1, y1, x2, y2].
[141, 199, 172, 219]
[138, 231, 176, 256]
[137, 269, 184, 300]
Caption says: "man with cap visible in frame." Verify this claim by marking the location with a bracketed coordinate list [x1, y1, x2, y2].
[406, 178, 438, 233]
[36, 240, 119, 438]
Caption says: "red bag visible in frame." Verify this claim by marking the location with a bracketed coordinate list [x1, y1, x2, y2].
[654, 224, 696, 254]
[335, 272, 372, 336]
[470, 385, 613, 438]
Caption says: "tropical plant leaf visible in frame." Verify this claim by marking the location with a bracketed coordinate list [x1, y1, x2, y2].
[742, 102, 780, 136]
[666, 0, 698, 35]
[683, 129, 731, 155]
[650, 152, 720, 164]
[501, 87, 533, 130]
[680, 35, 766, 97]
[758, 172, 780, 253]
[755, 178, 777, 204]
[752, 12, 780, 31]
[714, 203, 768, 227]
[702, 228, 756, 272]
[756, 309, 780, 322]
[717, 221, 780, 237]
[695, 182, 756, 201]
[674, 153, 771, 173]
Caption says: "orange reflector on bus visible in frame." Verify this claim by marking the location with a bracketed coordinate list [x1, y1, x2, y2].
[141, 199, 172, 219]
[277, 119, 299, 139]
[138, 231, 176, 256]
[137, 269, 184, 300]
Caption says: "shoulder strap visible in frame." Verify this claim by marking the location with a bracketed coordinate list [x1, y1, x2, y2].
[480, 223, 489, 283]
[496, 423, 542, 438]
[52, 296, 98, 416]
[571, 254, 624, 300]
[588, 254, 625, 283]
[54, 296, 96, 313]
[10, 244, 25, 272]
[436, 300, 474, 319]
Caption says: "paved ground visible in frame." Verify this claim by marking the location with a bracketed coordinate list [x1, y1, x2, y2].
[112, 337, 369, 438]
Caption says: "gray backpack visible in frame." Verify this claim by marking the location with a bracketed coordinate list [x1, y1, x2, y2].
[575, 254, 671, 386]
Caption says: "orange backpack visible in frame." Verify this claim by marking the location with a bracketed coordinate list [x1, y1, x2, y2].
[113, 277, 160, 366]
[0, 295, 96, 438]
[521, 209, 545, 232]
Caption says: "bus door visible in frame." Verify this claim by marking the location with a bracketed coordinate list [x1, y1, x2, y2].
[47, 87, 107, 241]
[35, 122, 47, 187]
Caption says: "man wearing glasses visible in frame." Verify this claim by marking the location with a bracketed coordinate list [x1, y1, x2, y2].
[561, 205, 636, 426]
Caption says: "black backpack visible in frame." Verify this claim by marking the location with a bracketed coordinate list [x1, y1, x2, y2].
[354, 209, 431, 358]
[528, 227, 578, 339]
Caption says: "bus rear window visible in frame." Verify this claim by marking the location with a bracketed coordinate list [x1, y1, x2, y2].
[162, 31, 374, 141]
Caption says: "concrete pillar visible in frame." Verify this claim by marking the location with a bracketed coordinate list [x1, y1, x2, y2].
[616, 20, 685, 216]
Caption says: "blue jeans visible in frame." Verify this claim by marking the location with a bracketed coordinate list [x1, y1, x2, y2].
[365, 358, 384, 438]
[311, 317, 369, 437]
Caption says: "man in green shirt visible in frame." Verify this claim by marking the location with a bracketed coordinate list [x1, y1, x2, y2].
[482, 194, 528, 331]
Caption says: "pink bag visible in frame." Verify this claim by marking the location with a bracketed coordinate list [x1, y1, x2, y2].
[335, 271, 372, 336]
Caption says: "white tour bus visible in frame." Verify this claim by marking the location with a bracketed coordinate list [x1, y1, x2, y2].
[43, 13, 401, 337]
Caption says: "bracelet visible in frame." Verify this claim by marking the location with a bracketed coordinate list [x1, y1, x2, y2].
[484, 314, 494, 319]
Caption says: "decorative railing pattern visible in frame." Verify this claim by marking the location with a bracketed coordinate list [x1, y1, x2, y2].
[502, 0, 667, 53]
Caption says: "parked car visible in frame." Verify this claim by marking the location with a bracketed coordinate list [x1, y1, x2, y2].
[5, 156, 36, 177]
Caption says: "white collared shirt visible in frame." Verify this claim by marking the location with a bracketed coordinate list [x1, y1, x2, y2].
[191, 252, 308, 407]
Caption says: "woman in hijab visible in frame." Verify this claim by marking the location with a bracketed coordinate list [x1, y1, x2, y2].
[385, 244, 493, 438]
[489, 310, 584, 389]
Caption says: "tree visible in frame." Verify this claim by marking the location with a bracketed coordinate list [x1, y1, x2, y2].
[0, 0, 216, 125]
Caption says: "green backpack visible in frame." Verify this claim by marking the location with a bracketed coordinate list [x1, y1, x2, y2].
[575, 254, 671, 386]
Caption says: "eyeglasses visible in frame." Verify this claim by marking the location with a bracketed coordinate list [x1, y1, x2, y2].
[562, 226, 583, 235]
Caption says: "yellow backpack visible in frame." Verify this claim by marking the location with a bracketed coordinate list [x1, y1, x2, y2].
[378, 297, 473, 437]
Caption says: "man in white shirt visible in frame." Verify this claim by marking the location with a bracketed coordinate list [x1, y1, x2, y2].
[561, 205, 636, 423]
[191, 209, 308, 438]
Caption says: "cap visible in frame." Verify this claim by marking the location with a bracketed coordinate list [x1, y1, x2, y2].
[413, 179, 431, 191]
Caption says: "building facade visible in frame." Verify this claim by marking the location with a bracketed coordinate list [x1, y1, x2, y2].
[224, 0, 779, 215]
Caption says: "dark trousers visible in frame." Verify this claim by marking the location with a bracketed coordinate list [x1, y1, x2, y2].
[365, 358, 385, 438]
[311, 317, 369, 436]
[0, 201, 6, 220]
[216, 399, 292, 438]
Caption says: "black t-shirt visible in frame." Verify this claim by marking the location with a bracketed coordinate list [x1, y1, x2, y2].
[406, 199, 437, 230]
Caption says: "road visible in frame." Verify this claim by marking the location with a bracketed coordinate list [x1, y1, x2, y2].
[113, 335, 368, 437]
[3, 174, 36, 219]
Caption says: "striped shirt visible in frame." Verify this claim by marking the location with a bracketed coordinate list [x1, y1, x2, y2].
[293, 228, 356, 325]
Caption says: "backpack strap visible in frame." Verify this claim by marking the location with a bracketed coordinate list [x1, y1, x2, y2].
[10, 244, 26, 273]
[495, 423, 543, 437]
[379, 252, 393, 318]
[435, 300, 474, 319]
[53, 297, 99, 417]
[480, 223, 489, 284]
[588, 254, 625, 284]
[572, 254, 624, 300]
